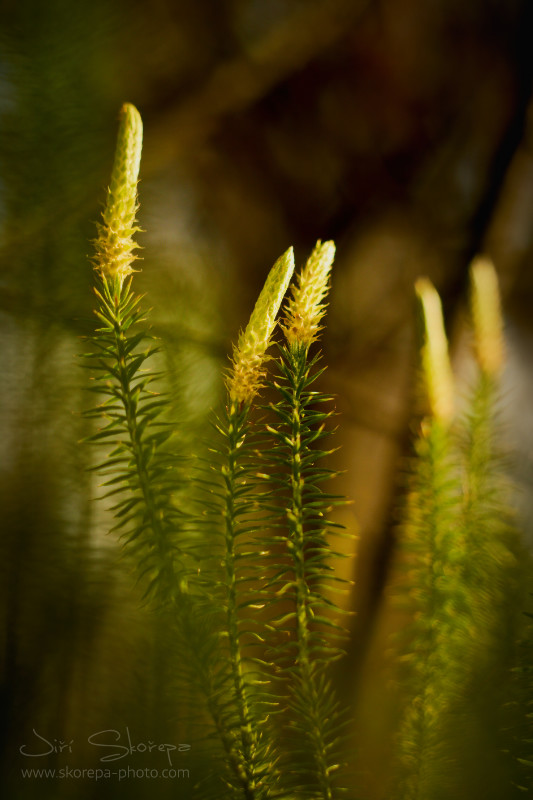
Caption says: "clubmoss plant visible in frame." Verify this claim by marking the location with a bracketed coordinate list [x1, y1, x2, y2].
[199, 247, 295, 799]
[260, 241, 350, 799]
[460, 257, 523, 788]
[84, 103, 186, 606]
[458, 256, 519, 672]
[392, 278, 462, 800]
[392, 264, 522, 799]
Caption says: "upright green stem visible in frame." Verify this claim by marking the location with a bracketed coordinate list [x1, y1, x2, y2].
[100, 275, 177, 598]
[290, 358, 311, 666]
[222, 400, 262, 799]
[396, 422, 456, 800]
[176, 599, 252, 790]
[287, 347, 335, 800]
[114, 284, 170, 560]
[459, 371, 520, 683]
[267, 241, 341, 798]
[215, 246, 294, 798]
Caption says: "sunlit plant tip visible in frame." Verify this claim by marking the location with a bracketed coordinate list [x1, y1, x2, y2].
[415, 277, 454, 424]
[94, 102, 143, 282]
[469, 255, 504, 378]
[227, 247, 295, 405]
[282, 239, 335, 348]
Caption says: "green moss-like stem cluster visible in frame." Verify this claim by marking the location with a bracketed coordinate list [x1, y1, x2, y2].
[83, 105, 528, 800]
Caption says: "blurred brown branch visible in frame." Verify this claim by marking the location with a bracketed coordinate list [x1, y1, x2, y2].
[144, 0, 372, 174]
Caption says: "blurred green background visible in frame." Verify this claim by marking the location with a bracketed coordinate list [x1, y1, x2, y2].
[1, 1, 533, 797]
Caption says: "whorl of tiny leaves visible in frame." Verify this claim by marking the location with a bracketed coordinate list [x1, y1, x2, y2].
[94, 103, 143, 281]
[227, 247, 295, 404]
[282, 240, 335, 348]
[469, 255, 504, 378]
[415, 278, 454, 424]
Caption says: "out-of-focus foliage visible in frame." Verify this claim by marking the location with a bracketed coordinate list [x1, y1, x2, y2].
[389, 270, 524, 800]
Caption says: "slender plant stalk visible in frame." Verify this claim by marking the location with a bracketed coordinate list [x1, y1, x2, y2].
[223, 400, 267, 798]
[460, 258, 523, 786]
[205, 247, 295, 798]
[458, 258, 520, 685]
[393, 278, 464, 799]
[458, 371, 519, 669]
[393, 266, 523, 798]
[393, 419, 461, 799]
[265, 242, 348, 798]
[85, 104, 185, 603]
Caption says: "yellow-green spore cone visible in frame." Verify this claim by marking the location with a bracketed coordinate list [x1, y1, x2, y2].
[283, 240, 335, 348]
[227, 247, 295, 405]
[94, 103, 143, 282]
[469, 255, 504, 378]
[415, 277, 454, 424]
